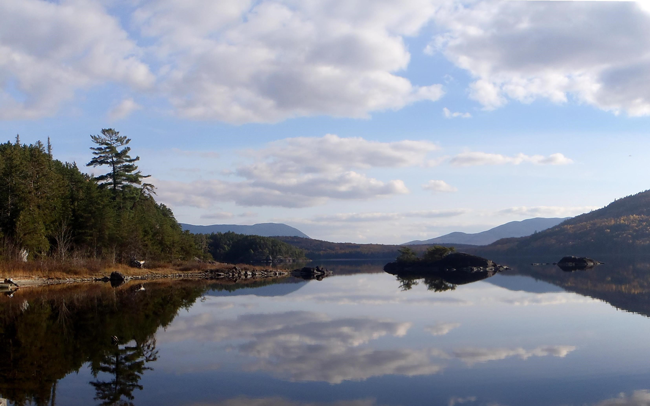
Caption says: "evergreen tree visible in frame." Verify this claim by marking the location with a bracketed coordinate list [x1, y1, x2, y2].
[87, 129, 150, 195]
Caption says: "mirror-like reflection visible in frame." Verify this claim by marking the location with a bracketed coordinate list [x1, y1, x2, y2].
[3, 257, 650, 405]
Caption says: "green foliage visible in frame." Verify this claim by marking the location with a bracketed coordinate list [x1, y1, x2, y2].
[87, 129, 150, 194]
[0, 134, 201, 264]
[397, 247, 418, 263]
[422, 245, 455, 262]
[206, 232, 305, 263]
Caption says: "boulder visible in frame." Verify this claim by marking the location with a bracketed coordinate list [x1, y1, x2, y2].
[292, 266, 332, 280]
[557, 256, 600, 271]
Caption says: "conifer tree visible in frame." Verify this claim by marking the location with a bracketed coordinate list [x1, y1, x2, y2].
[87, 129, 150, 195]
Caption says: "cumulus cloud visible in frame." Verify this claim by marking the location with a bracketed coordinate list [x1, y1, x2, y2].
[595, 390, 650, 406]
[133, 0, 444, 122]
[433, 1, 650, 116]
[0, 0, 153, 119]
[449, 152, 573, 166]
[422, 180, 458, 193]
[108, 98, 142, 120]
[156, 135, 444, 208]
[499, 206, 597, 217]
[452, 345, 576, 366]
[425, 322, 461, 336]
[443, 107, 471, 118]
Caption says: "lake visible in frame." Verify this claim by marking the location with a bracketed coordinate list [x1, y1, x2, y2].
[3, 257, 650, 406]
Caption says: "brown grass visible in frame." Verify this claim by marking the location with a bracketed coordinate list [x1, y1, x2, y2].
[0, 258, 285, 281]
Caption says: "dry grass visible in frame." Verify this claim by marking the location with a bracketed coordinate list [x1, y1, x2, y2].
[0, 258, 284, 281]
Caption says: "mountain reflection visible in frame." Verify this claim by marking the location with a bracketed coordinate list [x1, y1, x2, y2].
[497, 258, 650, 318]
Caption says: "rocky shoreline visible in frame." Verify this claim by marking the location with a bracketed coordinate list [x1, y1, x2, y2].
[4, 266, 292, 289]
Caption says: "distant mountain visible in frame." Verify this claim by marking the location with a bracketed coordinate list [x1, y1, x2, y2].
[482, 189, 650, 255]
[405, 217, 568, 246]
[180, 222, 309, 238]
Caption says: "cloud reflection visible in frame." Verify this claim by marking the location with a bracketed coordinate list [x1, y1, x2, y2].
[452, 345, 576, 366]
[425, 322, 461, 336]
[190, 397, 379, 406]
[595, 390, 650, 406]
[160, 311, 576, 384]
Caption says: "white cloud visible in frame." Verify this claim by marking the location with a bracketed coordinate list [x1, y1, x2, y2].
[133, 0, 444, 123]
[595, 390, 650, 406]
[433, 0, 650, 116]
[450, 152, 573, 166]
[310, 210, 466, 223]
[243, 134, 439, 174]
[425, 322, 461, 336]
[200, 212, 234, 220]
[443, 107, 471, 118]
[156, 135, 444, 208]
[108, 98, 142, 120]
[422, 180, 458, 193]
[0, 0, 153, 119]
[452, 345, 576, 366]
[499, 206, 597, 217]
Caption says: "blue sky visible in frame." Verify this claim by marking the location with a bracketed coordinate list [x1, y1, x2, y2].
[2, 0, 650, 243]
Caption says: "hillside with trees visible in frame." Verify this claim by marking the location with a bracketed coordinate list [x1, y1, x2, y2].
[481, 189, 650, 255]
[0, 131, 200, 267]
[200, 232, 306, 263]
[274, 236, 469, 260]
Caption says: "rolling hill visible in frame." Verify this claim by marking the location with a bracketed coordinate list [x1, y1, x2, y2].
[405, 217, 567, 246]
[481, 190, 650, 255]
[180, 222, 309, 238]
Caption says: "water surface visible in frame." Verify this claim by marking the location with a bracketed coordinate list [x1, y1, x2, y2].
[3, 258, 650, 406]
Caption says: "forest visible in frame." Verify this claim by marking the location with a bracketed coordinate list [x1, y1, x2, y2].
[0, 131, 303, 273]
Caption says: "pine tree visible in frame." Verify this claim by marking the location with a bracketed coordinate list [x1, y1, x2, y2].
[87, 129, 150, 195]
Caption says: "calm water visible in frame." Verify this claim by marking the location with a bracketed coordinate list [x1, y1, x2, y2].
[3, 258, 650, 406]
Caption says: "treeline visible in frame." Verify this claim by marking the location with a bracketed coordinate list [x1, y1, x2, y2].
[0, 133, 199, 265]
[274, 236, 450, 260]
[195, 232, 306, 264]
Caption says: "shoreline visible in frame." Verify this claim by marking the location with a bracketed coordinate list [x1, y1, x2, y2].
[2, 263, 291, 289]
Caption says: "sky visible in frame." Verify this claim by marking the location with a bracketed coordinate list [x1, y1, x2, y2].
[2, 0, 650, 244]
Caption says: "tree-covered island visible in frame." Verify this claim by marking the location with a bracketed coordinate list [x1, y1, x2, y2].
[0, 130, 305, 278]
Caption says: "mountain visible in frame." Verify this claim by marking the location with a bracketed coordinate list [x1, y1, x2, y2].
[405, 217, 568, 246]
[482, 189, 650, 255]
[180, 222, 309, 238]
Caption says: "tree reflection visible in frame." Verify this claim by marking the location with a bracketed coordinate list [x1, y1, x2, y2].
[0, 282, 206, 406]
[396, 275, 456, 292]
[90, 337, 158, 406]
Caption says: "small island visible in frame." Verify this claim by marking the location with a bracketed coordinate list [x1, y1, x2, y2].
[384, 246, 509, 286]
